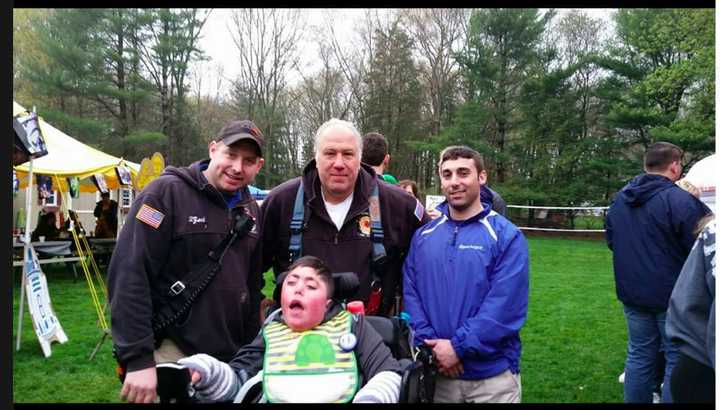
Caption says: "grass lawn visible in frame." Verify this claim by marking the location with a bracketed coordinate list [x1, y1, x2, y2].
[12, 236, 626, 403]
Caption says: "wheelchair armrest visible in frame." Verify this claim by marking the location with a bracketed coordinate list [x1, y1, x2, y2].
[399, 360, 423, 403]
[156, 362, 193, 403]
[233, 370, 264, 403]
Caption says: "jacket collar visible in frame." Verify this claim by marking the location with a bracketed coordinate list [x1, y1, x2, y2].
[300, 159, 378, 215]
[438, 197, 492, 225]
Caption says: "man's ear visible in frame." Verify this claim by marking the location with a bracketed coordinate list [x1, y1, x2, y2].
[208, 140, 218, 157]
[478, 169, 488, 186]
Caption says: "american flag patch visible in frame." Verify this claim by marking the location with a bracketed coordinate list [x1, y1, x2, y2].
[413, 199, 424, 221]
[136, 203, 165, 229]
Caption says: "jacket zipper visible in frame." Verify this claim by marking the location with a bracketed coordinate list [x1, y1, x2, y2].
[451, 224, 459, 246]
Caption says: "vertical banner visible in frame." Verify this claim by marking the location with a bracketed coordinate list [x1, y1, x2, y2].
[93, 173, 109, 194]
[13, 169, 19, 197]
[115, 165, 132, 186]
[36, 175, 53, 205]
[23, 245, 68, 357]
[67, 177, 80, 198]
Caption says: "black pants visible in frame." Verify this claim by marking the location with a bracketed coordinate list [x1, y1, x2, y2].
[670, 352, 715, 403]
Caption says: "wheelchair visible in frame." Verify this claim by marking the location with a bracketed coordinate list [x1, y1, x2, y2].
[156, 271, 437, 403]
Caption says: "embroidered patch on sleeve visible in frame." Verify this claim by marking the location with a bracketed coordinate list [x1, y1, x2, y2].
[413, 199, 425, 221]
[136, 203, 165, 229]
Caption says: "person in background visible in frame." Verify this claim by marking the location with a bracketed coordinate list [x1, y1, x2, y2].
[107, 119, 266, 403]
[94, 192, 119, 238]
[605, 141, 712, 403]
[403, 145, 529, 402]
[361, 132, 398, 184]
[398, 179, 418, 199]
[481, 185, 507, 217]
[676, 178, 701, 198]
[31, 211, 61, 242]
[399, 178, 442, 220]
[665, 216, 715, 403]
[261, 119, 431, 317]
[178, 256, 404, 403]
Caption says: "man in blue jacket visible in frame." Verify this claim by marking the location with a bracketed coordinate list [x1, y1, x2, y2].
[605, 141, 711, 403]
[403, 145, 529, 403]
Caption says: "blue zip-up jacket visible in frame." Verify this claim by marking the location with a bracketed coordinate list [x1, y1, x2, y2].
[403, 200, 529, 380]
[605, 173, 711, 311]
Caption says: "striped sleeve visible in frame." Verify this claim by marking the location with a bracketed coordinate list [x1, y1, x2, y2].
[352, 371, 401, 403]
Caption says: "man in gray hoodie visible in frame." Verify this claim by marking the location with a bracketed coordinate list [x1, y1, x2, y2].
[666, 217, 715, 403]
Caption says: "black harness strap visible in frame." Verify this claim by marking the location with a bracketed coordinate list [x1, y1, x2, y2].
[288, 180, 387, 292]
[151, 211, 255, 333]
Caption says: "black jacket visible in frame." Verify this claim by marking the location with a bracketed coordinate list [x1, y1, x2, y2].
[481, 185, 507, 216]
[108, 160, 263, 372]
[260, 161, 431, 315]
[605, 173, 711, 310]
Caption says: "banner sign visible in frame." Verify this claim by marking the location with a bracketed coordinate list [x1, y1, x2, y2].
[23, 245, 68, 357]
[115, 165, 132, 186]
[93, 173, 109, 194]
[425, 195, 445, 212]
[13, 111, 49, 159]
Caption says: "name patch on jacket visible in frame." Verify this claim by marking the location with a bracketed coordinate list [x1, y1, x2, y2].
[136, 204, 165, 229]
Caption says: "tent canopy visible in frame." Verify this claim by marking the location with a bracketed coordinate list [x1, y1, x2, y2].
[13, 101, 140, 193]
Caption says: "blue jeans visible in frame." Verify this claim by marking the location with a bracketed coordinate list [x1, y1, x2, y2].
[622, 304, 678, 403]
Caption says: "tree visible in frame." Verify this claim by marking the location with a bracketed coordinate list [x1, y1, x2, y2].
[363, 18, 424, 180]
[19, 9, 153, 157]
[228, 8, 305, 187]
[289, 38, 353, 169]
[452, 9, 554, 183]
[135, 8, 209, 165]
[402, 8, 469, 188]
[599, 9, 714, 167]
[13, 9, 51, 105]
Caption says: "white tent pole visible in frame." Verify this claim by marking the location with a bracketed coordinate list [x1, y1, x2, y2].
[116, 187, 121, 240]
[16, 157, 33, 351]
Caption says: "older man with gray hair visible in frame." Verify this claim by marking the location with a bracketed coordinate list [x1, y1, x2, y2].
[260, 118, 431, 316]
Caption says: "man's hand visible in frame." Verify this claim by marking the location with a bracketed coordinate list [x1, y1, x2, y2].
[120, 367, 157, 403]
[424, 339, 463, 378]
[438, 362, 464, 378]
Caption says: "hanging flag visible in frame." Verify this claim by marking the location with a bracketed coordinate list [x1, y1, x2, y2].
[115, 165, 132, 186]
[13, 169, 19, 197]
[67, 177, 80, 198]
[93, 173, 109, 194]
[13, 111, 49, 159]
[36, 175, 53, 204]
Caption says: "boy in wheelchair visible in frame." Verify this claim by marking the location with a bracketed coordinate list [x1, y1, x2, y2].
[176, 255, 420, 403]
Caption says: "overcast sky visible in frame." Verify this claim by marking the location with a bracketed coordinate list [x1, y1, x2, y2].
[191, 8, 615, 97]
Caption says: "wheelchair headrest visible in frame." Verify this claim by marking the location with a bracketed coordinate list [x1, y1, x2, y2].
[272, 271, 360, 302]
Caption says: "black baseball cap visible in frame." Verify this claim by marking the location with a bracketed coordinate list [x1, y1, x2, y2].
[217, 120, 265, 157]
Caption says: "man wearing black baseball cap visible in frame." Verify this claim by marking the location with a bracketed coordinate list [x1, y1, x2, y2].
[216, 119, 265, 157]
[108, 119, 266, 403]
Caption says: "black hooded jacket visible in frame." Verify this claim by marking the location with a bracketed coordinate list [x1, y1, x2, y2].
[108, 159, 263, 372]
